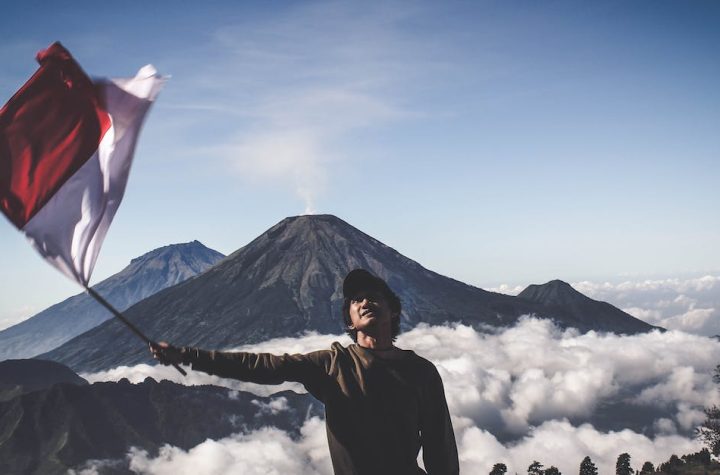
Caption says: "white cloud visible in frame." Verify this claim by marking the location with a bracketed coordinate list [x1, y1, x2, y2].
[82, 332, 353, 397]
[401, 318, 720, 437]
[0, 304, 38, 331]
[83, 362, 305, 397]
[126, 417, 333, 475]
[251, 396, 290, 416]
[225, 129, 328, 215]
[83, 318, 720, 473]
[581, 275, 720, 335]
[455, 418, 703, 475]
[573, 275, 720, 299]
[487, 283, 526, 296]
[116, 414, 704, 475]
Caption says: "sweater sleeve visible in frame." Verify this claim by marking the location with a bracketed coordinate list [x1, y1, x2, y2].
[420, 365, 459, 475]
[182, 347, 332, 399]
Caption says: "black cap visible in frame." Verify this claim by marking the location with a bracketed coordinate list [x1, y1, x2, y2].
[343, 269, 392, 299]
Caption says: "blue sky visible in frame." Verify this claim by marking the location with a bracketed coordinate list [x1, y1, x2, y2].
[1, 1, 718, 328]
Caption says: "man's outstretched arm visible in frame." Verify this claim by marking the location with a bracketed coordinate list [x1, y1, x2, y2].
[150, 341, 331, 393]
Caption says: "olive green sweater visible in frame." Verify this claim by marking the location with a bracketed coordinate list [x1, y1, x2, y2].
[183, 342, 459, 475]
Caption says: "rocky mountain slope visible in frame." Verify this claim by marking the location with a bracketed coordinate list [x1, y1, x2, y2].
[0, 241, 224, 360]
[40, 215, 657, 372]
[517, 279, 660, 333]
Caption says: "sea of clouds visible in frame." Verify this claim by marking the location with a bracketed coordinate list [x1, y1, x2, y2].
[80, 315, 720, 475]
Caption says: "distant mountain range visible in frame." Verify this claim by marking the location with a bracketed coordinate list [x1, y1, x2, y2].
[517, 279, 659, 333]
[38, 215, 658, 373]
[0, 241, 224, 361]
[1, 215, 668, 473]
[0, 360, 320, 475]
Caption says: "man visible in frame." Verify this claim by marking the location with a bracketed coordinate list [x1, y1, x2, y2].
[151, 268, 459, 474]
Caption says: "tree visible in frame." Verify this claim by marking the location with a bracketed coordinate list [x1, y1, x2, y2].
[579, 456, 598, 475]
[639, 461, 654, 474]
[699, 365, 720, 455]
[657, 454, 683, 475]
[616, 453, 632, 475]
[490, 463, 507, 475]
[681, 448, 712, 466]
[545, 466, 562, 475]
[528, 461, 544, 475]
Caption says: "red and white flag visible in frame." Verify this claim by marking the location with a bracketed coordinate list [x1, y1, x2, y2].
[0, 42, 164, 286]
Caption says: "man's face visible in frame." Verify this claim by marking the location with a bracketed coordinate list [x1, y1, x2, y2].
[347, 289, 395, 336]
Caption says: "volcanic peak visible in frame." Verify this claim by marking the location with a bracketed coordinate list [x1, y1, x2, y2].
[518, 279, 587, 306]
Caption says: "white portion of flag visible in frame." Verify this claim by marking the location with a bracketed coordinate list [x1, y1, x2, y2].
[22, 66, 165, 285]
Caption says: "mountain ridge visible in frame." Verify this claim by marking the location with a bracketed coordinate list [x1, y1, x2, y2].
[518, 279, 585, 305]
[0, 241, 225, 360]
[0, 377, 320, 475]
[40, 215, 657, 372]
[0, 359, 87, 402]
[517, 279, 658, 333]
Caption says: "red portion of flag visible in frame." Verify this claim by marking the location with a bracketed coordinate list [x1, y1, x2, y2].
[0, 42, 111, 229]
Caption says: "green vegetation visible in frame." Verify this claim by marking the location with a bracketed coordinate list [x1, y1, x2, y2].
[528, 461, 544, 475]
[698, 365, 720, 456]
[616, 453, 632, 475]
[488, 449, 720, 475]
[579, 456, 598, 475]
[490, 463, 508, 475]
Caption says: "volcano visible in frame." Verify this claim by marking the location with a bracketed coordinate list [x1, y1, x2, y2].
[39, 215, 656, 372]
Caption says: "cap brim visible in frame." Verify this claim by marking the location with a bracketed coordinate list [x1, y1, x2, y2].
[343, 269, 382, 298]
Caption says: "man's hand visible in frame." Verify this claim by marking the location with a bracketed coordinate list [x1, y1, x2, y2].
[149, 341, 183, 366]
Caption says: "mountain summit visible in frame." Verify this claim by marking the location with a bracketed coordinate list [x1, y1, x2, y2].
[41, 215, 656, 372]
[518, 279, 583, 305]
[0, 241, 224, 361]
[517, 279, 655, 333]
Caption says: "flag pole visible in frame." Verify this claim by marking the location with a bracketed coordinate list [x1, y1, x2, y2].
[83, 285, 187, 376]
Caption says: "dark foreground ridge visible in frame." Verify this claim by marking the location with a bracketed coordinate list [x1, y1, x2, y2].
[40, 215, 658, 372]
[0, 373, 320, 475]
[0, 358, 87, 402]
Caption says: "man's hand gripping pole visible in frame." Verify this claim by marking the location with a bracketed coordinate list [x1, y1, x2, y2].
[84, 286, 187, 376]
